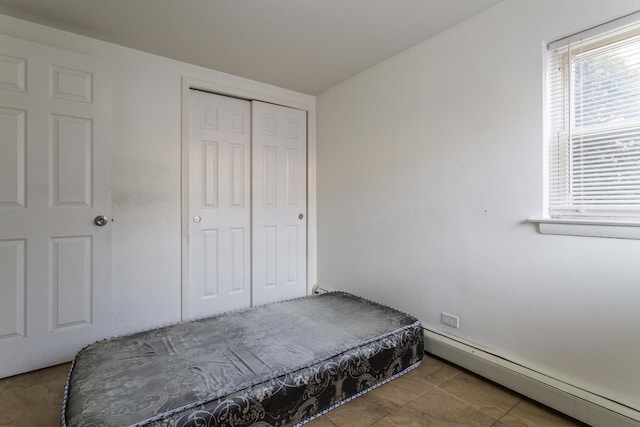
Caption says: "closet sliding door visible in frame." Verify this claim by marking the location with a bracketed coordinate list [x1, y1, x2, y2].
[252, 101, 307, 306]
[187, 91, 251, 318]
[186, 91, 307, 319]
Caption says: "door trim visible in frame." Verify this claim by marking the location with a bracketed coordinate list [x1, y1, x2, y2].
[180, 77, 316, 321]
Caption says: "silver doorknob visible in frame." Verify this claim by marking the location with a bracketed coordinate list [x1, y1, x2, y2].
[298, 213, 304, 220]
[94, 215, 108, 226]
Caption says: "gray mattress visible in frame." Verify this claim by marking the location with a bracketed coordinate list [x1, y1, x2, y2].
[61, 292, 424, 426]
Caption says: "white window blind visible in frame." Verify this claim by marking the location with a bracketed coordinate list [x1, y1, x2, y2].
[547, 15, 640, 220]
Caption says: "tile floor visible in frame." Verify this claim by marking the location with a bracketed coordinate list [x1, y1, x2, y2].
[0, 353, 586, 427]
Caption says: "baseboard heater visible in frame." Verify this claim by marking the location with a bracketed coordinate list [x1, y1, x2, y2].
[424, 329, 640, 427]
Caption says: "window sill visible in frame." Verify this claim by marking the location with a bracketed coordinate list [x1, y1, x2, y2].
[527, 218, 640, 240]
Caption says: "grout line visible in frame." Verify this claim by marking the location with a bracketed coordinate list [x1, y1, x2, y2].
[495, 398, 523, 425]
[433, 370, 525, 424]
[432, 368, 462, 388]
[325, 416, 338, 427]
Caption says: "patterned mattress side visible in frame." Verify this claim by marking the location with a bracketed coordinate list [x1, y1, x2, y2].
[145, 321, 424, 427]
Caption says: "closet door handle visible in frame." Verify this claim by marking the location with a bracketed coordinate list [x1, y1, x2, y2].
[298, 213, 304, 220]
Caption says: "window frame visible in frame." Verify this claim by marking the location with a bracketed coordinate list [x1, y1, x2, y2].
[531, 11, 640, 239]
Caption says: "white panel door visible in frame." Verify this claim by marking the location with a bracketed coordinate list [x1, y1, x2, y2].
[252, 101, 307, 305]
[187, 90, 251, 318]
[0, 35, 111, 378]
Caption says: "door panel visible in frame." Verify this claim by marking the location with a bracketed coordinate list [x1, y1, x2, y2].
[0, 34, 111, 378]
[50, 236, 92, 330]
[252, 101, 307, 305]
[188, 90, 251, 318]
[51, 115, 93, 206]
[0, 107, 26, 207]
[0, 239, 26, 341]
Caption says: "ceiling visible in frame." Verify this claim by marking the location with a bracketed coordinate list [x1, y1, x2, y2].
[0, 0, 501, 95]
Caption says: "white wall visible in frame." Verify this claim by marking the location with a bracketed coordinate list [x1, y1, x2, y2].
[0, 14, 315, 335]
[317, 0, 640, 411]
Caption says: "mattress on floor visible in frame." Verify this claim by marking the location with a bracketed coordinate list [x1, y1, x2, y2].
[61, 292, 424, 427]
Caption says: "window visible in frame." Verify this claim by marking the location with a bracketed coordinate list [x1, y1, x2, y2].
[547, 14, 640, 222]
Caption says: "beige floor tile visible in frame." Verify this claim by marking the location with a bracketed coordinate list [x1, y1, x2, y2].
[405, 386, 496, 427]
[38, 363, 71, 385]
[412, 355, 462, 386]
[438, 370, 520, 420]
[0, 370, 42, 395]
[368, 377, 433, 407]
[370, 404, 438, 427]
[326, 392, 399, 427]
[0, 364, 67, 426]
[0, 384, 63, 425]
[0, 384, 48, 424]
[496, 400, 587, 427]
[6, 414, 60, 427]
[0, 363, 70, 395]
[392, 369, 437, 396]
[304, 415, 337, 426]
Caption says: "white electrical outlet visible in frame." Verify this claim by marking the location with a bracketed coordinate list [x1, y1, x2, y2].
[441, 312, 459, 328]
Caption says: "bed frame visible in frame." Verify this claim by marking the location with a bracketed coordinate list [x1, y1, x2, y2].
[61, 292, 424, 426]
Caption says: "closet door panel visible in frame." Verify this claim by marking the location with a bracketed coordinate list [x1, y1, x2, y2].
[252, 101, 307, 305]
[187, 90, 251, 318]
